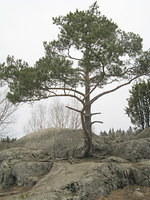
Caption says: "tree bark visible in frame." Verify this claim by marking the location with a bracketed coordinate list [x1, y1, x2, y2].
[82, 71, 93, 157]
[84, 103, 93, 156]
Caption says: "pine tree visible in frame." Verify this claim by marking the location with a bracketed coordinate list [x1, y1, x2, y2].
[0, 2, 150, 156]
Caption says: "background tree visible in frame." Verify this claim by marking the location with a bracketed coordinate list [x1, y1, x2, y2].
[49, 100, 81, 130]
[24, 100, 81, 133]
[126, 80, 150, 130]
[0, 86, 17, 135]
[0, 2, 150, 156]
[24, 102, 51, 133]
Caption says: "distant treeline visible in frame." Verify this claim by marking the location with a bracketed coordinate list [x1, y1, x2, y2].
[99, 127, 141, 140]
[0, 136, 16, 143]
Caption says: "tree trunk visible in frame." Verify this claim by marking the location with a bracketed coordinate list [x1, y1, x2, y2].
[84, 103, 93, 156]
[82, 71, 93, 157]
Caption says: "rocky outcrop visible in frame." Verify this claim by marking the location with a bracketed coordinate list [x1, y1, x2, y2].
[3, 159, 150, 200]
[12, 128, 112, 160]
[112, 138, 150, 161]
[14, 129, 86, 159]
[0, 148, 53, 188]
[0, 129, 109, 191]
[1, 128, 150, 200]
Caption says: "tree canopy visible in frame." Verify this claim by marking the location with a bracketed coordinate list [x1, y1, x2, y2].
[0, 2, 150, 155]
[126, 80, 150, 130]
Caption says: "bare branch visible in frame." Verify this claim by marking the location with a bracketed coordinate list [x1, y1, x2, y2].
[83, 112, 102, 117]
[87, 67, 134, 99]
[83, 71, 105, 101]
[49, 93, 84, 104]
[91, 121, 103, 125]
[32, 85, 85, 104]
[91, 112, 102, 116]
[67, 48, 83, 61]
[87, 81, 99, 96]
[90, 76, 141, 104]
[66, 106, 82, 113]
[21, 93, 84, 105]
[66, 106, 101, 120]
[45, 87, 85, 97]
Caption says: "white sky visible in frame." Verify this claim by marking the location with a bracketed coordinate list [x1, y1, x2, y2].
[0, 0, 150, 137]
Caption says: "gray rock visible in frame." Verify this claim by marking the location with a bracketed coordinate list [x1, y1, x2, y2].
[0, 147, 53, 188]
[1, 128, 150, 200]
[10, 160, 150, 200]
[14, 129, 111, 159]
[12, 161, 52, 186]
[15, 129, 86, 159]
[112, 138, 150, 161]
[0, 160, 15, 188]
[135, 128, 150, 139]
[132, 190, 144, 199]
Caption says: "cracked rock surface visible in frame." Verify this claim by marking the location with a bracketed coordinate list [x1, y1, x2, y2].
[1, 128, 150, 200]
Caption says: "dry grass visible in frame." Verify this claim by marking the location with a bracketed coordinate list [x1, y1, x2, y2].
[13, 128, 84, 151]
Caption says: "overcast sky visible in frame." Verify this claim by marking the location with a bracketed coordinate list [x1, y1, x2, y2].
[0, 0, 150, 137]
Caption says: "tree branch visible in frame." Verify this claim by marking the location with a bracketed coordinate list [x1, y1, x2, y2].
[90, 76, 141, 104]
[66, 106, 82, 113]
[67, 48, 83, 61]
[91, 112, 102, 116]
[45, 87, 85, 97]
[83, 71, 105, 102]
[21, 93, 84, 105]
[91, 121, 103, 125]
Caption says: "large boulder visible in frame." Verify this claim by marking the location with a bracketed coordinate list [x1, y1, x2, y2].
[0, 147, 53, 188]
[112, 138, 150, 161]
